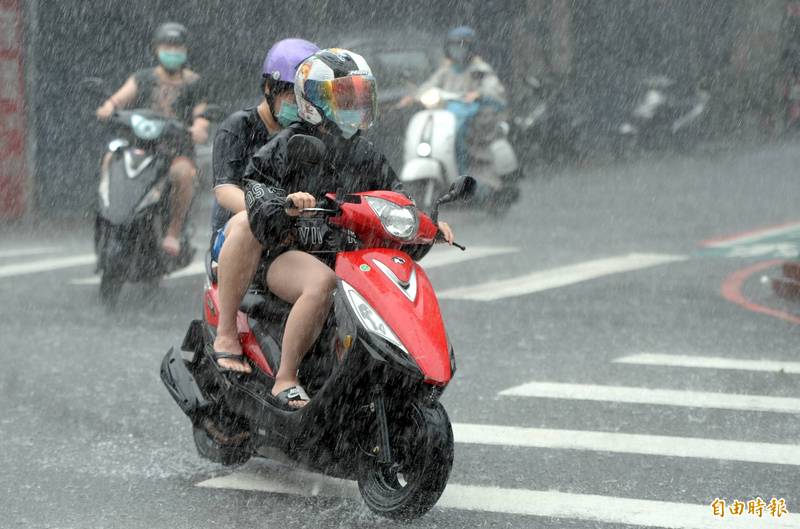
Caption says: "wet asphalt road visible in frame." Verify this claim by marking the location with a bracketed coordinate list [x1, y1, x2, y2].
[2, 141, 800, 529]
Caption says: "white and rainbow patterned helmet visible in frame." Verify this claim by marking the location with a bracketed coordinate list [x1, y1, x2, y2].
[294, 48, 377, 138]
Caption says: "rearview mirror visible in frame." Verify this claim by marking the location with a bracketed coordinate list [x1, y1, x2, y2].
[439, 175, 476, 204]
[430, 175, 476, 223]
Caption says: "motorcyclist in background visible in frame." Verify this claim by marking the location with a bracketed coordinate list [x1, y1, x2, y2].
[96, 22, 209, 257]
[212, 48, 455, 410]
[400, 26, 508, 182]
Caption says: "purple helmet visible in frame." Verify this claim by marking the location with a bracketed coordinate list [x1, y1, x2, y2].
[262, 38, 320, 83]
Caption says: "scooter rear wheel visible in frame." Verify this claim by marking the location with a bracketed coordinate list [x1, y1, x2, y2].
[192, 419, 251, 467]
[357, 401, 454, 520]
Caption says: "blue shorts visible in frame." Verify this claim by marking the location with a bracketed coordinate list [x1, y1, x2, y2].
[211, 223, 227, 262]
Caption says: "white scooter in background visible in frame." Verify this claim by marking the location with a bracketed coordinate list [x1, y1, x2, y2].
[400, 87, 520, 211]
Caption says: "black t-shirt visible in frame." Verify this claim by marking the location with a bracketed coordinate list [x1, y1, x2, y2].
[132, 67, 205, 124]
[211, 107, 274, 233]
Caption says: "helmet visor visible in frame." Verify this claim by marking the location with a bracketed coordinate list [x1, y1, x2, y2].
[305, 74, 377, 131]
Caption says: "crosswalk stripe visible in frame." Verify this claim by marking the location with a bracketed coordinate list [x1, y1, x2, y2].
[500, 381, 800, 414]
[0, 254, 96, 278]
[453, 423, 800, 465]
[421, 246, 519, 269]
[0, 246, 62, 259]
[197, 464, 800, 528]
[438, 253, 687, 301]
[69, 260, 207, 286]
[615, 353, 800, 375]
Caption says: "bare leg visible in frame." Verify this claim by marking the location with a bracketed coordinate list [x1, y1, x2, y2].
[211, 211, 263, 373]
[266, 251, 336, 407]
[163, 156, 196, 255]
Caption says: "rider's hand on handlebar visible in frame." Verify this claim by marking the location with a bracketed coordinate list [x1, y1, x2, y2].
[437, 221, 455, 245]
[96, 101, 115, 121]
[189, 118, 210, 145]
[394, 95, 414, 110]
[463, 91, 480, 103]
[285, 192, 316, 217]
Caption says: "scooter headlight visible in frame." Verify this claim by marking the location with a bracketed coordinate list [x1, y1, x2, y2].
[342, 280, 408, 355]
[365, 197, 419, 241]
[419, 88, 441, 108]
[416, 142, 432, 157]
[131, 113, 166, 140]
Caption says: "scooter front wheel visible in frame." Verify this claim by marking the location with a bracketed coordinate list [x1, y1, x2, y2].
[358, 401, 454, 520]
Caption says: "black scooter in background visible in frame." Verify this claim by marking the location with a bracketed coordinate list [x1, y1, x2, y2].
[511, 74, 587, 166]
[615, 74, 710, 155]
[83, 78, 221, 306]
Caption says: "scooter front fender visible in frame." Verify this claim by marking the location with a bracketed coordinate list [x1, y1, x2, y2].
[336, 248, 451, 386]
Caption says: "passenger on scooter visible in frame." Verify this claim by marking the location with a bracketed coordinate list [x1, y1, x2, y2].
[212, 48, 455, 410]
[210, 38, 320, 248]
[400, 26, 507, 178]
[96, 22, 208, 257]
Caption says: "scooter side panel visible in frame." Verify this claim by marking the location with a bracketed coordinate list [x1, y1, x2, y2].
[203, 285, 273, 376]
[490, 137, 519, 175]
[336, 248, 451, 385]
[101, 151, 165, 225]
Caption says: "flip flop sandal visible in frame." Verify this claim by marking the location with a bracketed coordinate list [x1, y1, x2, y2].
[210, 350, 252, 374]
[271, 385, 310, 411]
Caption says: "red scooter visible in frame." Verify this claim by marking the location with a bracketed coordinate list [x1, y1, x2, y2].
[161, 138, 474, 519]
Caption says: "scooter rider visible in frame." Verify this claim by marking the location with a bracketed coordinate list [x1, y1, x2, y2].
[212, 48, 455, 410]
[400, 27, 508, 187]
[96, 22, 209, 257]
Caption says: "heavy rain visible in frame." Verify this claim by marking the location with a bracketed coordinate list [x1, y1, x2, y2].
[1, 0, 799, 527]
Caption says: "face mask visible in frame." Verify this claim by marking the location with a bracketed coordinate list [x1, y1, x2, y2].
[158, 50, 187, 71]
[275, 102, 299, 128]
[447, 45, 468, 65]
[335, 110, 364, 139]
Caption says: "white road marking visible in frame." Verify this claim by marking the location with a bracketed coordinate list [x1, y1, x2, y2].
[453, 423, 800, 465]
[198, 464, 800, 528]
[69, 260, 207, 286]
[0, 246, 62, 258]
[421, 246, 519, 269]
[438, 253, 687, 301]
[500, 381, 800, 414]
[0, 254, 96, 278]
[615, 353, 800, 375]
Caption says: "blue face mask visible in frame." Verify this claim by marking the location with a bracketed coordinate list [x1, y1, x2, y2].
[158, 50, 187, 71]
[275, 102, 299, 128]
[335, 110, 364, 139]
